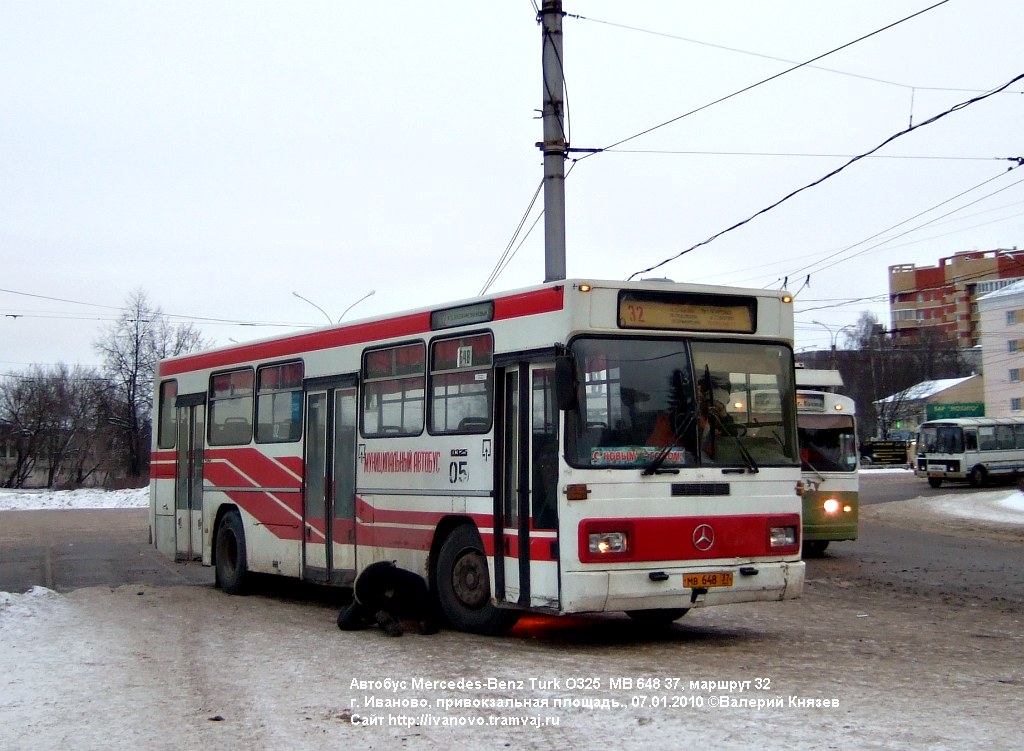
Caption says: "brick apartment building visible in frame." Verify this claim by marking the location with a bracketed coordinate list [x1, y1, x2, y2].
[889, 248, 1024, 349]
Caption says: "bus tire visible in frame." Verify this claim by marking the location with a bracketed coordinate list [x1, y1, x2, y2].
[802, 540, 829, 557]
[214, 510, 249, 595]
[626, 608, 689, 625]
[968, 466, 987, 488]
[927, 477, 943, 488]
[436, 525, 520, 636]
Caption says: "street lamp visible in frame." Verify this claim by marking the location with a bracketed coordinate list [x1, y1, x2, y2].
[338, 290, 375, 322]
[292, 290, 376, 325]
[811, 320, 855, 367]
[292, 291, 332, 325]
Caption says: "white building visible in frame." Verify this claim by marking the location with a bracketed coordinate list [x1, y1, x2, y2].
[977, 279, 1024, 417]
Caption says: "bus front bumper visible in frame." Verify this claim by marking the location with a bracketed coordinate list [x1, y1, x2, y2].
[559, 560, 805, 614]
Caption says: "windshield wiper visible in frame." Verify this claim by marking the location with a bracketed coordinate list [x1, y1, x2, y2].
[803, 458, 825, 483]
[707, 408, 759, 474]
[642, 415, 695, 476]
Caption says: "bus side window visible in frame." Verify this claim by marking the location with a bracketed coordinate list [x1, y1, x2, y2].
[964, 431, 977, 451]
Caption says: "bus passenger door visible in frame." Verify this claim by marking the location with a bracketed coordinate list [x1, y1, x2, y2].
[495, 368, 522, 602]
[331, 387, 358, 579]
[174, 403, 204, 561]
[302, 384, 358, 585]
[494, 364, 560, 610]
[302, 391, 330, 582]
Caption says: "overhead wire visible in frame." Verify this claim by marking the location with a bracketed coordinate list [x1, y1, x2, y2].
[478, 2, 570, 295]
[0, 288, 308, 329]
[572, 0, 955, 160]
[697, 207, 1024, 289]
[485, 1, 976, 292]
[781, 166, 1024, 281]
[570, 5, 1022, 97]
[479, 179, 546, 296]
[601, 149, 1008, 162]
[626, 72, 1024, 281]
[797, 254, 1024, 316]
[690, 173, 1024, 288]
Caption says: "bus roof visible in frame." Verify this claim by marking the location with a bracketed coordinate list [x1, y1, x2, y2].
[919, 416, 1024, 428]
[158, 278, 794, 377]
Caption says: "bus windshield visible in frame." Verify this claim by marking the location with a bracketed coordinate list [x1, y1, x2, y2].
[565, 337, 798, 469]
[917, 425, 964, 454]
[798, 414, 857, 472]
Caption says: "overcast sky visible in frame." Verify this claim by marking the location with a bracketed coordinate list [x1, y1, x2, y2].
[2, 0, 1021, 372]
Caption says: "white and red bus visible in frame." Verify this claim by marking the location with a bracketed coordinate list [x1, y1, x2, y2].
[150, 279, 805, 633]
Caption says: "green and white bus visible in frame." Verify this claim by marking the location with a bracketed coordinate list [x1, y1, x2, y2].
[795, 375, 858, 556]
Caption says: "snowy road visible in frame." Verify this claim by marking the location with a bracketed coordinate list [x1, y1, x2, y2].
[1, 482, 1022, 750]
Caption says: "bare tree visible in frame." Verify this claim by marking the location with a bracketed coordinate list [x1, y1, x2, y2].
[0, 368, 47, 487]
[93, 289, 210, 480]
[0, 364, 108, 488]
[828, 311, 973, 440]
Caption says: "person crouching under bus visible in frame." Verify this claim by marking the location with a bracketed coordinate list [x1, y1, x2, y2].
[337, 561, 439, 637]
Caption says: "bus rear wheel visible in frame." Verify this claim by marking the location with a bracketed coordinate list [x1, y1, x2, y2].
[215, 510, 249, 595]
[437, 525, 520, 635]
[927, 477, 943, 488]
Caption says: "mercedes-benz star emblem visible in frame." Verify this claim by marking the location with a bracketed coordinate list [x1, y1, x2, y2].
[692, 523, 715, 552]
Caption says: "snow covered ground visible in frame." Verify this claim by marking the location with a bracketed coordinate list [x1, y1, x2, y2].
[2, 472, 1022, 750]
[0, 485, 149, 511]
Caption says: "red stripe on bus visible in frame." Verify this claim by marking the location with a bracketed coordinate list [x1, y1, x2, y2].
[158, 287, 565, 377]
[355, 496, 489, 529]
[493, 286, 564, 320]
[497, 530, 559, 562]
[204, 447, 303, 487]
[578, 514, 801, 563]
[358, 523, 436, 551]
[202, 460, 303, 536]
[151, 463, 175, 480]
[159, 311, 430, 377]
[277, 456, 304, 476]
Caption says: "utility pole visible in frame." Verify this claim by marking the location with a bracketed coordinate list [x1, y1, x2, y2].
[539, 0, 567, 282]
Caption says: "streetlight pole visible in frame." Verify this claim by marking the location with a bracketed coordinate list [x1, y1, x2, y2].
[811, 320, 854, 368]
[293, 290, 376, 325]
[292, 291, 332, 325]
[338, 290, 375, 322]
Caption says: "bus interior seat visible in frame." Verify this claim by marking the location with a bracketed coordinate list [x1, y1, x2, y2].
[457, 417, 489, 431]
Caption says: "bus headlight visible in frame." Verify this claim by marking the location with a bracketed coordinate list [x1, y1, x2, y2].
[769, 526, 797, 548]
[822, 498, 840, 514]
[589, 531, 628, 554]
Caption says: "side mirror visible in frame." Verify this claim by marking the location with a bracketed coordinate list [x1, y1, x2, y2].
[554, 355, 577, 411]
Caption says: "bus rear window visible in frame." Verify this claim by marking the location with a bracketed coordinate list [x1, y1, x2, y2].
[157, 380, 177, 449]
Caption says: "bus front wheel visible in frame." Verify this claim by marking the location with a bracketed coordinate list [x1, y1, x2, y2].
[214, 510, 249, 595]
[968, 466, 987, 488]
[927, 477, 943, 488]
[436, 525, 520, 635]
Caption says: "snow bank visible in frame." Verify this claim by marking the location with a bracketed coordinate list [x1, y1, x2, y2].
[0, 486, 147, 511]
